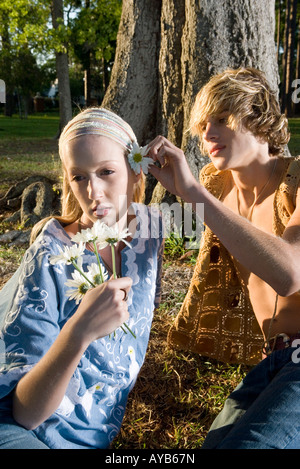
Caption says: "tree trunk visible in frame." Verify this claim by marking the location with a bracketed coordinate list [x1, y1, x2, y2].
[276, 0, 281, 63]
[286, 0, 297, 116]
[84, 61, 92, 107]
[103, 0, 278, 204]
[0, 16, 14, 116]
[51, 0, 73, 134]
[281, 0, 297, 116]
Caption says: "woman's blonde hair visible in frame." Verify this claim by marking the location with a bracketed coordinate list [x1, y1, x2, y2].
[30, 107, 145, 243]
[190, 67, 290, 156]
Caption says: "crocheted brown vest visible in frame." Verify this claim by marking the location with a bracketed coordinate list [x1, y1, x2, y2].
[167, 157, 300, 365]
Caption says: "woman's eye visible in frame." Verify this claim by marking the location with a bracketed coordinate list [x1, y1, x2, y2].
[100, 169, 114, 176]
[71, 175, 85, 182]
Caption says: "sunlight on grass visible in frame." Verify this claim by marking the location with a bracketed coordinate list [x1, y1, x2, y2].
[288, 118, 300, 155]
[0, 117, 300, 448]
[0, 114, 60, 139]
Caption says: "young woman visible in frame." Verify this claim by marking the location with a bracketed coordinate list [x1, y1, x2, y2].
[0, 107, 164, 449]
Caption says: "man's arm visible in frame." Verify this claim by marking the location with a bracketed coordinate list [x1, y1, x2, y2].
[148, 136, 300, 296]
[189, 183, 300, 296]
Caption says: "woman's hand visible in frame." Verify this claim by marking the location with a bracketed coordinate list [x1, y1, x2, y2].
[13, 276, 132, 430]
[69, 276, 132, 346]
[147, 136, 198, 200]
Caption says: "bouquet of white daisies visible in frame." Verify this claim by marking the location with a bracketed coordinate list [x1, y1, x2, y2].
[49, 220, 135, 338]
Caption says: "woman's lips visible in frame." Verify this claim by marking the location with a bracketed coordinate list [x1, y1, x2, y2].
[94, 206, 111, 216]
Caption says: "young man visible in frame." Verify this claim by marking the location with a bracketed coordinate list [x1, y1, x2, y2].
[147, 67, 300, 449]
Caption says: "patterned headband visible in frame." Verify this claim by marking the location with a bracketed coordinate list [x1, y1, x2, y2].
[59, 107, 152, 175]
[59, 107, 136, 151]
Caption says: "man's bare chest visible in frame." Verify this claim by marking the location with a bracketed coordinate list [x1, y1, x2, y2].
[221, 186, 275, 233]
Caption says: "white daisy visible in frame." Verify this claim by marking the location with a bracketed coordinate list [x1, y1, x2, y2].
[65, 269, 92, 304]
[127, 142, 153, 175]
[103, 225, 132, 248]
[49, 242, 85, 266]
[72, 220, 109, 249]
[87, 262, 108, 285]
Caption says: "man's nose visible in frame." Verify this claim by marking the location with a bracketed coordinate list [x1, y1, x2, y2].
[203, 122, 218, 140]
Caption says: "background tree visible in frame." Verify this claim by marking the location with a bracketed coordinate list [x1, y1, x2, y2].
[276, 0, 300, 116]
[50, 0, 73, 132]
[103, 0, 278, 204]
[0, 0, 49, 116]
[70, 0, 122, 106]
[0, 0, 71, 126]
[0, 0, 121, 130]
[279, 0, 298, 115]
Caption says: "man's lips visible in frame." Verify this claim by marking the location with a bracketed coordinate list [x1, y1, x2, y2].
[210, 145, 226, 156]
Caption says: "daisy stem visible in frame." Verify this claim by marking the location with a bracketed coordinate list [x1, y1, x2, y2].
[123, 323, 136, 339]
[108, 242, 136, 339]
[110, 244, 117, 279]
[72, 261, 95, 288]
[92, 240, 105, 283]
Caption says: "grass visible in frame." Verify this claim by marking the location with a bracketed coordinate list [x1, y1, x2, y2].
[0, 113, 60, 139]
[0, 115, 300, 448]
[0, 116, 61, 195]
[287, 118, 300, 155]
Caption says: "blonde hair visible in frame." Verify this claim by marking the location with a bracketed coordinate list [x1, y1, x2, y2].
[190, 67, 290, 156]
[30, 107, 145, 243]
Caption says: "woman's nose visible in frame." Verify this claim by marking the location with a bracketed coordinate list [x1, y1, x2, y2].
[88, 178, 103, 200]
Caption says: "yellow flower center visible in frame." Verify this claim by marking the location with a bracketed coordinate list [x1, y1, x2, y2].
[133, 152, 142, 163]
[78, 283, 89, 295]
[106, 237, 118, 245]
[93, 274, 102, 285]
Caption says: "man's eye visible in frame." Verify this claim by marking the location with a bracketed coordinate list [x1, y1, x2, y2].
[218, 115, 229, 125]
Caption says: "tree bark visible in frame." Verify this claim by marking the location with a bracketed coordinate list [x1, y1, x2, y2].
[103, 0, 278, 204]
[51, 0, 73, 133]
[0, 15, 14, 116]
[285, 0, 297, 116]
[102, 0, 161, 144]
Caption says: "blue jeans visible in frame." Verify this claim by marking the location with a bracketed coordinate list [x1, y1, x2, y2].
[202, 347, 300, 449]
[0, 416, 49, 449]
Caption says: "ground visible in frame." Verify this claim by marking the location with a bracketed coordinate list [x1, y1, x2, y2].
[0, 126, 250, 449]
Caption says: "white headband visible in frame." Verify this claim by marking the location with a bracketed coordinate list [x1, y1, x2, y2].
[59, 107, 152, 175]
[59, 107, 137, 151]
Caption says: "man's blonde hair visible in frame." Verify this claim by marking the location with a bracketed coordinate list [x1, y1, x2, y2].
[190, 67, 290, 156]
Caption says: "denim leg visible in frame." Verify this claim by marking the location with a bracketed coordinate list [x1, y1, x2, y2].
[0, 417, 49, 449]
[202, 354, 273, 449]
[203, 348, 300, 449]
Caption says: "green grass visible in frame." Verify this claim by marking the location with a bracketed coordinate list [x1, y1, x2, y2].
[0, 141, 61, 195]
[0, 115, 299, 448]
[1, 113, 300, 153]
[0, 113, 60, 139]
[0, 120, 247, 448]
[288, 118, 300, 155]
[0, 115, 61, 195]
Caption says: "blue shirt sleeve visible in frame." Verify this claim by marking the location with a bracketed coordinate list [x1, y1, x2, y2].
[0, 235, 63, 399]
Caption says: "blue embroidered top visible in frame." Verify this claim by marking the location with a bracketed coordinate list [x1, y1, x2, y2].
[0, 203, 164, 449]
